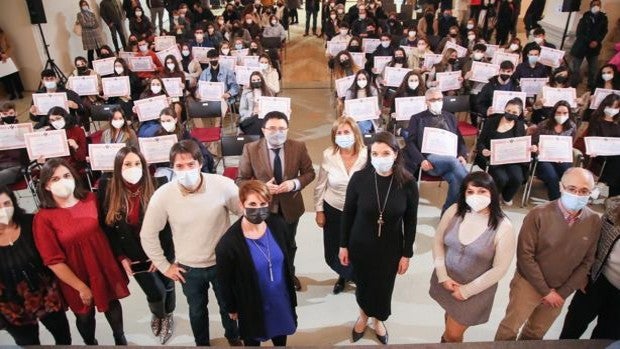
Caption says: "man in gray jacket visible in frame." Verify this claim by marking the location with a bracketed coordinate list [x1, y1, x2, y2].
[100, 0, 127, 52]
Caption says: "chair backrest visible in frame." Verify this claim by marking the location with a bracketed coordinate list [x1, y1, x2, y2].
[362, 133, 374, 146]
[91, 104, 120, 122]
[398, 4, 413, 21]
[261, 36, 282, 49]
[186, 99, 222, 119]
[221, 135, 261, 157]
[442, 95, 470, 114]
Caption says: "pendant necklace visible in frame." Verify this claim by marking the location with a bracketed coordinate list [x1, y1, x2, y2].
[374, 172, 394, 237]
[251, 231, 274, 282]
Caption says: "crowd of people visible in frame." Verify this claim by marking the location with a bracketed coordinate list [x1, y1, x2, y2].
[0, 0, 619, 346]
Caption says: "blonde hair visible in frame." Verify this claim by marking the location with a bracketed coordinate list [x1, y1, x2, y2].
[330, 116, 364, 155]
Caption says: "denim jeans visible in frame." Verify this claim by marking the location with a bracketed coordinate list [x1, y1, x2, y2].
[180, 265, 239, 346]
[571, 55, 599, 89]
[133, 270, 176, 319]
[358, 120, 374, 134]
[425, 154, 468, 212]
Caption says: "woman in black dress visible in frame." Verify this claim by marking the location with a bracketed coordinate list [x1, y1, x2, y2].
[339, 131, 418, 345]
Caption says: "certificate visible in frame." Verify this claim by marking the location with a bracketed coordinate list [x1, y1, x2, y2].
[490, 136, 532, 165]
[399, 45, 415, 58]
[231, 48, 249, 64]
[335, 75, 355, 98]
[129, 56, 155, 72]
[327, 41, 348, 56]
[590, 88, 620, 110]
[520, 77, 549, 97]
[23, 130, 70, 161]
[154, 35, 177, 51]
[421, 127, 458, 157]
[234, 65, 260, 87]
[584, 137, 620, 156]
[68, 75, 99, 96]
[444, 41, 467, 58]
[383, 67, 411, 87]
[539, 46, 565, 68]
[92, 57, 116, 76]
[469, 61, 499, 83]
[491, 91, 527, 113]
[436, 70, 462, 91]
[344, 96, 379, 121]
[118, 51, 135, 62]
[362, 38, 381, 54]
[484, 44, 500, 59]
[89, 143, 126, 171]
[0, 123, 33, 150]
[134, 95, 169, 122]
[139, 135, 179, 164]
[162, 77, 184, 98]
[192, 47, 215, 63]
[198, 81, 225, 101]
[423, 53, 443, 69]
[101, 76, 130, 97]
[219, 55, 238, 71]
[350, 52, 365, 68]
[257, 96, 291, 119]
[242, 55, 260, 68]
[542, 86, 577, 108]
[0, 58, 18, 78]
[32, 92, 68, 115]
[156, 45, 183, 67]
[394, 96, 426, 121]
[538, 135, 573, 163]
[373, 56, 392, 74]
[491, 51, 519, 67]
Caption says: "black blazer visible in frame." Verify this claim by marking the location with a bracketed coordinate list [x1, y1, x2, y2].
[215, 215, 298, 339]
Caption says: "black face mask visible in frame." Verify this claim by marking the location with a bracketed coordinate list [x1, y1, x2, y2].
[245, 207, 270, 224]
[499, 74, 511, 81]
[251, 81, 262, 89]
[554, 75, 568, 84]
[448, 58, 457, 64]
[348, 45, 361, 53]
[77, 66, 88, 74]
[504, 112, 518, 121]
[394, 57, 405, 63]
[210, 60, 219, 67]
[340, 59, 351, 68]
[449, 32, 457, 38]
[1, 116, 16, 124]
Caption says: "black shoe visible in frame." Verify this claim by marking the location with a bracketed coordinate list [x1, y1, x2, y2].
[351, 317, 366, 342]
[303, 32, 310, 36]
[375, 322, 388, 345]
[227, 338, 243, 346]
[333, 276, 345, 294]
[293, 276, 302, 291]
[114, 334, 128, 346]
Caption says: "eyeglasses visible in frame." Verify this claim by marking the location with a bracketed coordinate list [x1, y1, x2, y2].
[264, 127, 288, 133]
[561, 183, 591, 196]
[427, 97, 442, 102]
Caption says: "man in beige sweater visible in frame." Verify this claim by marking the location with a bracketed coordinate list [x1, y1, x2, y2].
[495, 167, 602, 341]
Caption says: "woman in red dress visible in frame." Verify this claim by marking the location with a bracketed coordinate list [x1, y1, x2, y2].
[33, 158, 130, 345]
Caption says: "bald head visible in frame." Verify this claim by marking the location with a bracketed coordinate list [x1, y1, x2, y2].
[561, 167, 595, 192]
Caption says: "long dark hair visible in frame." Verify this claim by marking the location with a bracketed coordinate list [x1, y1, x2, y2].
[542, 100, 573, 132]
[594, 64, 620, 90]
[37, 158, 88, 209]
[47, 106, 77, 129]
[0, 185, 26, 226]
[394, 71, 425, 98]
[591, 93, 620, 124]
[455, 171, 504, 230]
[349, 69, 373, 98]
[367, 131, 413, 187]
[248, 71, 273, 96]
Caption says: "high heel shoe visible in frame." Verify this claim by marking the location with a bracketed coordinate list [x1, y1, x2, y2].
[375, 321, 388, 345]
[351, 317, 367, 342]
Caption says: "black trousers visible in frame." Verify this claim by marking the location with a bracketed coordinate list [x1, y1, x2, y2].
[5, 310, 71, 345]
[133, 269, 176, 319]
[560, 274, 620, 340]
[74, 299, 125, 345]
[244, 335, 287, 346]
[488, 164, 524, 202]
[305, 10, 318, 34]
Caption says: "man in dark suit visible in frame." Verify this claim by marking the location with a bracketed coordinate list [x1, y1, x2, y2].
[304, 0, 321, 36]
[237, 111, 316, 290]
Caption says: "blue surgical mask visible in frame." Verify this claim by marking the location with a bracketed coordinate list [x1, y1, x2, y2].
[175, 168, 201, 188]
[335, 134, 355, 149]
[528, 55, 539, 65]
[560, 190, 589, 212]
[266, 130, 287, 147]
[235, 43, 243, 50]
[371, 156, 394, 174]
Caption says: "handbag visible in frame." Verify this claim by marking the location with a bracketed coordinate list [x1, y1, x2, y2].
[73, 21, 82, 36]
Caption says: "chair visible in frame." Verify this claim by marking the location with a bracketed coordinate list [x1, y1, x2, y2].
[186, 98, 224, 165]
[398, 4, 413, 21]
[362, 133, 374, 146]
[221, 135, 261, 180]
[417, 168, 444, 190]
[90, 104, 120, 130]
[442, 95, 479, 138]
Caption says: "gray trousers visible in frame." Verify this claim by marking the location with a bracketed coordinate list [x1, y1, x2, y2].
[150, 7, 165, 33]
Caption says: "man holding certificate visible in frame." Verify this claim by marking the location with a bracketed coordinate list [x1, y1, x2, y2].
[197, 49, 239, 126]
[404, 88, 468, 213]
[475, 61, 521, 118]
[29, 70, 84, 130]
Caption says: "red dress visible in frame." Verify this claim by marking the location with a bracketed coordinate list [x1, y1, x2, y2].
[33, 193, 129, 314]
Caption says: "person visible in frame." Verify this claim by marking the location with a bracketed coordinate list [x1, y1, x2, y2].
[0, 186, 71, 345]
[189, 26, 215, 49]
[100, 0, 126, 52]
[76, 1, 107, 64]
[68, 56, 101, 132]
[29, 70, 84, 130]
[560, 195, 620, 340]
[512, 43, 552, 80]
[324, 9, 341, 41]
[523, 0, 545, 33]
[430, 171, 515, 342]
[33, 158, 130, 345]
[237, 112, 316, 291]
[494, 167, 602, 341]
[340, 131, 417, 345]
[495, 0, 517, 46]
[304, 0, 320, 36]
[436, 26, 463, 54]
[159, 54, 187, 115]
[586, 93, 620, 197]
[107, 58, 142, 117]
[314, 118, 367, 294]
[531, 66, 575, 124]
[408, 37, 433, 75]
[389, 71, 426, 127]
[570, 0, 608, 89]
[129, 6, 156, 43]
[530, 101, 576, 200]
[135, 38, 163, 80]
[239, 71, 275, 135]
[99, 147, 175, 344]
[476, 98, 529, 205]
[197, 49, 240, 122]
[592, 63, 620, 92]
[418, 6, 438, 38]
[100, 107, 138, 147]
[258, 54, 280, 94]
[437, 7, 458, 39]
[45, 107, 88, 174]
[216, 180, 298, 346]
[263, 15, 287, 42]
[523, 27, 556, 55]
[0, 27, 24, 100]
[0, 103, 27, 186]
[405, 88, 469, 213]
[474, 61, 521, 118]
[344, 70, 381, 134]
[146, 0, 165, 35]
[427, 48, 463, 96]
[140, 140, 242, 346]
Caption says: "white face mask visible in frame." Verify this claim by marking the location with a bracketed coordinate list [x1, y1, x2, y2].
[468, 35, 476, 41]
[591, 6, 600, 14]
[473, 52, 484, 60]
[222, 48, 230, 55]
[139, 44, 148, 52]
[114, 66, 124, 74]
[111, 119, 125, 129]
[195, 34, 204, 41]
[182, 50, 191, 57]
[604, 107, 619, 117]
[50, 178, 76, 199]
[43, 80, 57, 90]
[371, 155, 395, 174]
[175, 168, 201, 188]
[357, 79, 368, 88]
[259, 63, 269, 71]
[429, 100, 443, 114]
[161, 120, 176, 132]
[555, 114, 569, 125]
[265, 130, 288, 147]
[466, 23, 474, 30]
[509, 43, 519, 51]
[166, 63, 176, 71]
[122, 167, 143, 185]
[340, 29, 348, 35]
[408, 31, 416, 38]
[407, 80, 419, 90]
[51, 119, 66, 130]
[602, 73, 613, 81]
[151, 85, 162, 94]
[0, 207, 14, 225]
[135, 11, 143, 17]
[465, 194, 491, 212]
[533, 37, 544, 44]
[335, 134, 355, 149]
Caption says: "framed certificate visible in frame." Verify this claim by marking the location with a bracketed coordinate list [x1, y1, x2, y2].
[469, 61, 499, 83]
[520, 78, 549, 97]
[335, 75, 355, 98]
[92, 57, 116, 76]
[584, 137, 620, 156]
[242, 55, 260, 68]
[590, 88, 620, 110]
[344, 96, 379, 121]
[23, 130, 70, 161]
[129, 56, 155, 72]
[231, 48, 249, 64]
[490, 136, 532, 165]
[134, 95, 170, 122]
[101, 76, 131, 97]
[383, 67, 411, 87]
[219, 55, 238, 71]
[373, 56, 392, 74]
[443, 41, 468, 58]
[89, 143, 126, 171]
[68, 75, 99, 96]
[162, 77, 184, 98]
[421, 127, 458, 157]
[350, 52, 365, 68]
[139, 135, 179, 164]
[539, 46, 565, 68]
[32, 92, 68, 115]
[327, 41, 348, 57]
[0, 123, 33, 150]
[423, 53, 443, 69]
[257, 96, 291, 119]
[436, 70, 462, 91]
[156, 45, 183, 67]
[399, 45, 415, 58]
[118, 51, 136, 62]
[394, 96, 426, 121]
[362, 38, 381, 54]
[0, 58, 18, 78]
[542, 86, 577, 108]
[491, 51, 519, 67]
[538, 135, 573, 163]
[234, 65, 260, 87]
[198, 81, 225, 101]
[491, 91, 527, 113]
[192, 47, 215, 63]
[154, 35, 177, 51]
[484, 44, 500, 59]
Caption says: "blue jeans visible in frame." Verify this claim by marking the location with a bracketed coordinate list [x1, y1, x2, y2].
[571, 55, 599, 89]
[180, 265, 239, 346]
[358, 120, 374, 134]
[426, 154, 468, 212]
[536, 161, 572, 200]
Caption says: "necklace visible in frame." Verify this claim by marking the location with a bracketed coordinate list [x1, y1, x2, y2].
[250, 231, 274, 282]
[374, 172, 394, 237]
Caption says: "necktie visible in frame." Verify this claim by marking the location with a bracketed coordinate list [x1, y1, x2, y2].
[273, 148, 283, 184]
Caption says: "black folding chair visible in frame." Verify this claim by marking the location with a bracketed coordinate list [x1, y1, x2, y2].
[221, 135, 261, 180]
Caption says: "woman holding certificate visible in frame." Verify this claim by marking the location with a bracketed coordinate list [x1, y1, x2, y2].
[33, 159, 129, 345]
[531, 66, 575, 124]
[428, 48, 462, 96]
[239, 71, 275, 135]
[99, 147, 176, 344]
[587, 94, 620, 196]
[68, 56, 101, 132]
[340, 132, 418, 345]
[45, 107, 88, 174]
[407, 37, 432, 75]
[107, 58, 142, 117]
[158, 55, 186, 118]
[430, 171, 515, 343]
[344, 70, 380, 134]
[136, 77, 171, 137]
[101, 107, 138, 147]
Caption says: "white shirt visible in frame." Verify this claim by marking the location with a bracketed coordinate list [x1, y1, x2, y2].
[314, 146, 368, 212]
